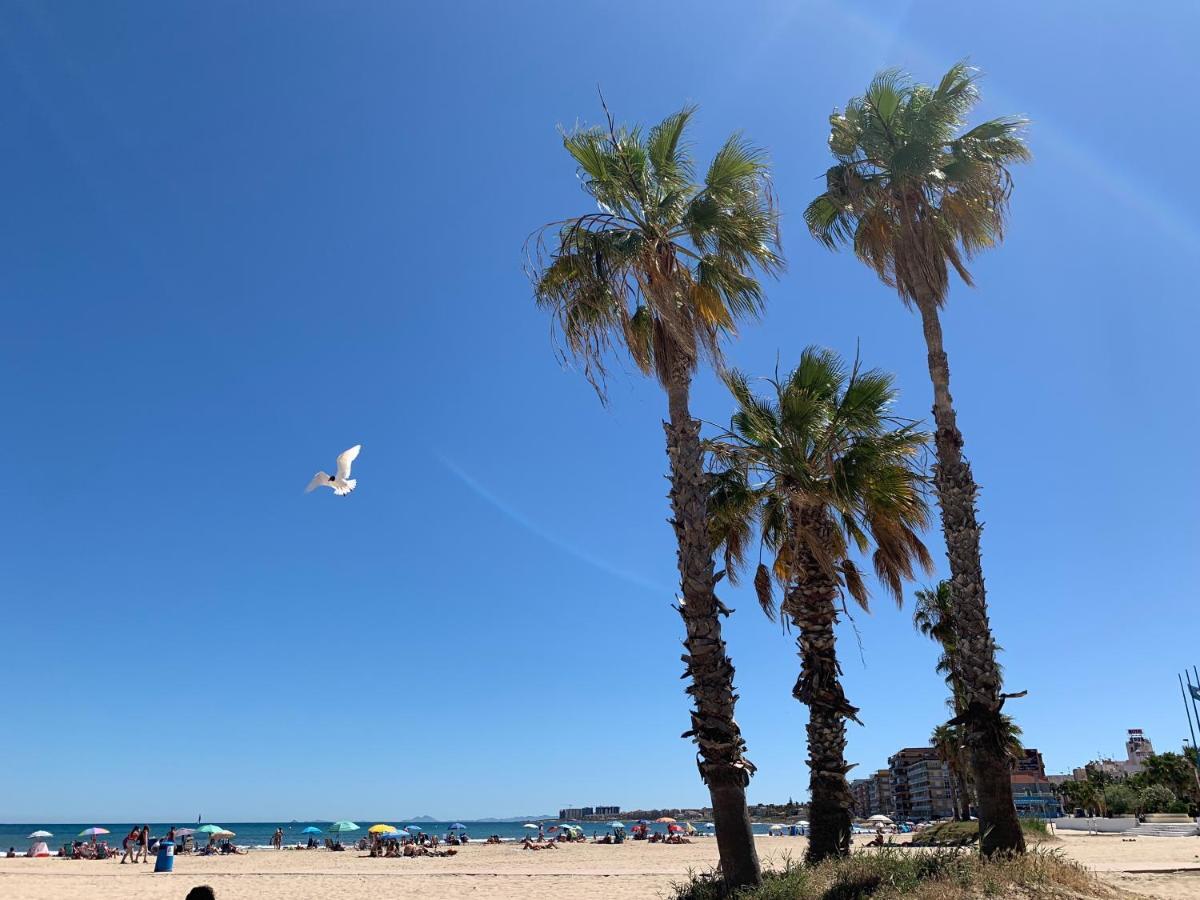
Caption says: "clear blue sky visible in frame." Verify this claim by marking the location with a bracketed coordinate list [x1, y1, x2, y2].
[2, 1, 1197, 822]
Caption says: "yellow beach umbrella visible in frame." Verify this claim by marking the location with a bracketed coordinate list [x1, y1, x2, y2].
[368, 824, 397, 834]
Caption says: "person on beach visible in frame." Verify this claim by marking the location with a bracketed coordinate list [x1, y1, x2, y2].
[121, 827, 139, 863]
[272, 828, 283, 850]
[136, 824, 150, 863]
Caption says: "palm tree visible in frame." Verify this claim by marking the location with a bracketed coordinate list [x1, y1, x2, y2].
[930, 723, 966, 821]
[530, 104, 781, 890]
[707, 347, 933, 863]
[805, 63, 1030, 855]
[914, 581, 972, 819]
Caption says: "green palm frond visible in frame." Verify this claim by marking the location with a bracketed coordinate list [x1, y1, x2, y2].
[805, 63, 1029, 308]
[708, 345, 932, 615]
[531, 105, 781, 396]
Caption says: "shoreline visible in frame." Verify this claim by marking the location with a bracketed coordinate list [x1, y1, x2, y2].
[2, 833, 1199, 899]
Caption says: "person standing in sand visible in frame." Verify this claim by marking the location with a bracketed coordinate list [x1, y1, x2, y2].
[137, 824, 150, 863]
[272, 828, 283, 850]
[120, 826, 138, 863]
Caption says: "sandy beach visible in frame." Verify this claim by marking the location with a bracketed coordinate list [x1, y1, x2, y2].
[1, 834, 1198, 900]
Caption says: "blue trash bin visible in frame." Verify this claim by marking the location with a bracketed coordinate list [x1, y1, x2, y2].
[154, 840, 175, 873]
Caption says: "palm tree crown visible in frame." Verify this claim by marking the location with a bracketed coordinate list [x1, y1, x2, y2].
[804, 62, 1029, 307]
[710, 347, 933, 612]
[532, 104, 782, 392]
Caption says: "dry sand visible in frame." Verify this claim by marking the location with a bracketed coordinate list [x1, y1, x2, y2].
[0, 832, 1197, 900]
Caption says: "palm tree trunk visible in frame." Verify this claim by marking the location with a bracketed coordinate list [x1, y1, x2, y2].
[787, 506, 855, 864]
[664, 361, 760, 891]
[944, 757, 962, 821]
[915, 295, 1025, 856]
[956, 760, 972, 821]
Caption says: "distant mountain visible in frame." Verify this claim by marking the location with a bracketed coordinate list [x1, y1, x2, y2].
[404, 815, 439, 822]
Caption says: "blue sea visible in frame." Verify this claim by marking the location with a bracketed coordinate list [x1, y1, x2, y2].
[0, 819, 790, 852]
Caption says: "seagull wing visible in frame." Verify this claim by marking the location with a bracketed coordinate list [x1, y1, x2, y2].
[336, 444, 361, 481]
[306, 472, 332, 493]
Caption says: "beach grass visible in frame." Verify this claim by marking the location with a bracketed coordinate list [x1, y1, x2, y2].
[670, 846, 1125, 899]
[909, 818, 1051, 847]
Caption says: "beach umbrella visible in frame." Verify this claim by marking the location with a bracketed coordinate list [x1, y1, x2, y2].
[368, 824, 397, 834]
[449, 823, 466, 830]
[196, 824, 226, 835]
[214, 830, 236, 838]
[27, 831, 53, 839]
[768, 824, 784, 832]
[78, 827, 110, 838]
[174, 828, 196, 837]
[301, 826, 322, 835]
[405, 825, 423, 833]
[669, 824, 683, 833]
[522, 823, 539, 830]
[328, 821, 360, 834]
[609, 822, 625, 829]
[867, 815, 893, 824]
[655, 817, 676, 824]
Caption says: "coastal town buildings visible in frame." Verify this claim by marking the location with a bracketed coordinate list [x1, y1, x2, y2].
[888, 747, 944, 821]
[557, 806, 620, 820]
[906, 756, 956, 821]
[1068, 729, 1156, 781]
[852, 744, 1063, 821]
[851, 770, 894, 817]
[867, 769, 893, 818]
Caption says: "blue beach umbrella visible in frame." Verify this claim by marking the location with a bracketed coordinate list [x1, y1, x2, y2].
[301, 827, 322, 835]
[405, 825, 423, 833]
[449, 823, 466, 830]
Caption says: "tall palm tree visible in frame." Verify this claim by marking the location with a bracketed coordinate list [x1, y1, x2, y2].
[805, 63, 1030, 855]
[707, 347, 933, 863]
[930, 723, 966, 821]
[530, 105, 781, 890]
[915, 581, 971, 819]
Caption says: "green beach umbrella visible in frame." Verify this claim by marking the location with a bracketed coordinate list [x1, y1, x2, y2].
[196, 824, 226, 835]
[328, 821, 360, 834]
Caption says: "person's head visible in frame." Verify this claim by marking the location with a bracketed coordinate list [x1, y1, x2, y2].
[186, 887, 216, 900]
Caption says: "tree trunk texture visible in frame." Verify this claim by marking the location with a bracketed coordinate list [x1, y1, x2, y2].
[786, 505, 855, 865]
[664, 361, 761, 891]
[915, 296, 1026, 856]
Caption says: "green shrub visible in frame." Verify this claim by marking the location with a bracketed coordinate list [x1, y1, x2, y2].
[669, 847, 1113, 899]
[1139, 784, 1176, 814]
[909, 819, 1050, 847]
[1103, 784, 1137, 816]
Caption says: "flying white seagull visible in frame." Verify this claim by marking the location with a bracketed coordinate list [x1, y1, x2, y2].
[306, 445, 362, 496]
